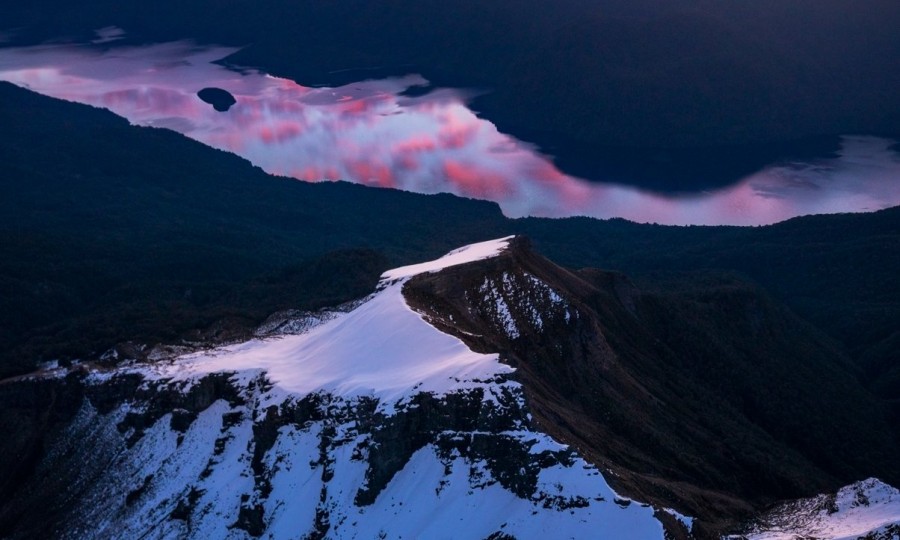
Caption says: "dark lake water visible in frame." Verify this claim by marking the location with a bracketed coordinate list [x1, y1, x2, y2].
[2, 39, 899, 225]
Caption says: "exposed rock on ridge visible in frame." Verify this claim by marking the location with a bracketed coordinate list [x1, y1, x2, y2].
[0, 237, 668, 540]
[2, 236, 897, 539]
[402, 236, 900, 536]
[733, 478, 900, 540]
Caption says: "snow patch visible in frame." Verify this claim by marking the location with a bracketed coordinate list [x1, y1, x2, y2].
[736, 478, 900, 540]
[381, 236, 514, 282]
[662, 507, 695, 532]
[117, 237, 520, 413]
[475, 270, 569, 338]
[479, 276, 521, 339]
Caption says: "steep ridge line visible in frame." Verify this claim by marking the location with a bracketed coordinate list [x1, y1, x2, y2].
[0, 237, 677, 539]
[2, 235, 898, 539]
[401, 236, 900, 537]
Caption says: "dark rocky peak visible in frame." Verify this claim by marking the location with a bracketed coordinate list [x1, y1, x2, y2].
[403, 236, 900, 537]
[404, 236, 623, 356]
[1, 236, 896, 539]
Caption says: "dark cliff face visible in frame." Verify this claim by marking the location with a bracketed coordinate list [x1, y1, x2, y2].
[0, 344, 626, 539]
[402, 237, 900, 536]
[0, 371, 242, 538]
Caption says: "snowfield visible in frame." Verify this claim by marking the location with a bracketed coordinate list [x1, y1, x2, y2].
[131, 236, 519, 412]
[40, 236, 900, 539]
[736, 478, 900, 540]
[60, 237, 674, 539]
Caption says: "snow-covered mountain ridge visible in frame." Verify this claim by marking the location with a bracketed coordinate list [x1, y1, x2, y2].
[105, 237, 524, 413]
[2, 236, 898, 540]
[0, 237, 673, 539]
[732, 478, 900, 540]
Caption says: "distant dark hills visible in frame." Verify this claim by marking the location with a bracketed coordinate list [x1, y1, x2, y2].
[3, 0, 899, 190]
[0, 78, 900, 397]
[1, 80, 898, 447]
[0, 81, 510, 378]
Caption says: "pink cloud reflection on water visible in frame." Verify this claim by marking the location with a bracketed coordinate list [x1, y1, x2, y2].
[1, 41, 899, 225]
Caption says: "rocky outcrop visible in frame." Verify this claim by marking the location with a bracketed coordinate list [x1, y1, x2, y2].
[731, 478, 900, 539]
[3, 236, 896, 539]
[403, 236, 900, 537]
[0, 367, 664, 539]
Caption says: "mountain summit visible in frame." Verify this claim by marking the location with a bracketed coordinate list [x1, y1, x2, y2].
[1, 236, 897, 539]
[0, 237, 675, 539]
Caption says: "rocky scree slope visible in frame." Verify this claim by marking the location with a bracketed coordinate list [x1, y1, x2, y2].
[731, 478, 900, 540]
[402, 237, 900, 537]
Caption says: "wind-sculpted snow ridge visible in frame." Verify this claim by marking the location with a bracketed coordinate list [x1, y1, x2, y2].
[732, 478, 900, 540]
[380, 236, 518, 281]
[51, 236, 670, 540]
[116, 236, 519, 413]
